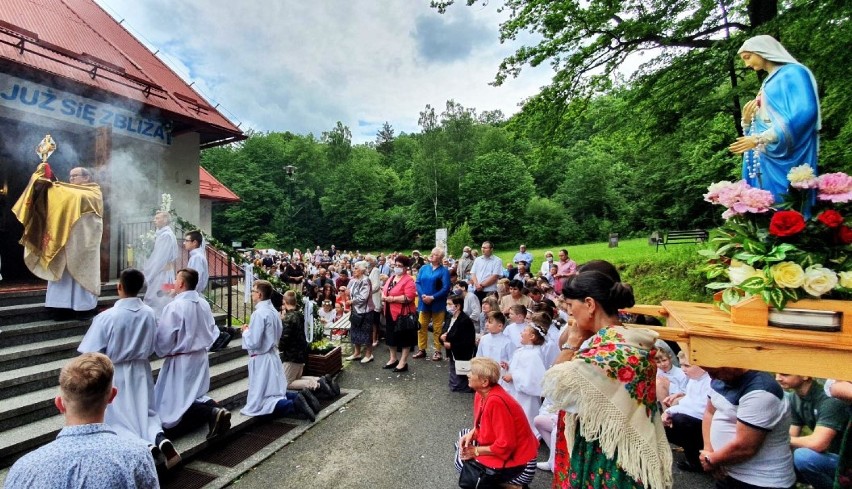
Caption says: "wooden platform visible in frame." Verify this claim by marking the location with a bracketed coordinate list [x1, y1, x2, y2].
[625, 300, 852, 380]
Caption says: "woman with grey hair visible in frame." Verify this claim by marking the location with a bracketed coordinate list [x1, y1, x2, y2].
[344, 261, 374, 363]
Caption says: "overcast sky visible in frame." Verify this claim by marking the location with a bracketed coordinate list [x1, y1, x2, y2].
[94, 0, 554, 143]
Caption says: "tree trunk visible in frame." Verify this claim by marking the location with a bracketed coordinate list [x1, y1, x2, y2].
[748, 0, 778, 30]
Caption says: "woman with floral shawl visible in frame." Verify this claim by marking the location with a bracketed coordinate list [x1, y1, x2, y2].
[543, 268, 672, 489]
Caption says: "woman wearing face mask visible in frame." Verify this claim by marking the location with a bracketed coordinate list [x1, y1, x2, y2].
[539, 251, 555, 277]
[441, 294, 477, 392]
[381, 255, 417, 372]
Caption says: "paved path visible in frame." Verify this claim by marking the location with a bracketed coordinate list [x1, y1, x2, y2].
[228, 345, 715, 489]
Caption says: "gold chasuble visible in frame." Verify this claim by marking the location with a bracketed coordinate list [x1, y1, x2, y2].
[12, 163, 103, 295]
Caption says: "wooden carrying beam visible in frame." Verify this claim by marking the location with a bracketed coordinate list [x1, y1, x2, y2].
[657, 300, 852, 381]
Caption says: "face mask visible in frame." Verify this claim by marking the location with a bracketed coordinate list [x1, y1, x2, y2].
[453, 288, 463, 295]
[394, 267, 404, 276]
[547, 257, 553, 262]
[447, 305, 456, 314]
[463, 252, 469, 258]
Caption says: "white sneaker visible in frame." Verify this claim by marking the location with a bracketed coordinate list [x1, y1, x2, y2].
[536, 461, 552, 472]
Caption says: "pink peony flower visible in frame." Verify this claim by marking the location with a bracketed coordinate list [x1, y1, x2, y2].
[704, 181, 736, 204]
[817, 172, 852, 203]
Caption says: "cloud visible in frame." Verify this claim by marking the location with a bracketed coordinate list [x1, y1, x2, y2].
[96, 0, 554, 143]
[411, 8, 492, 63]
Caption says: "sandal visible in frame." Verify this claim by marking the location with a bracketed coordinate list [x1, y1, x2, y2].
[431, 351, 442, 361]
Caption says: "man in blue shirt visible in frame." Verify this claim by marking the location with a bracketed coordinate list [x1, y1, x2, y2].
[512, 244, 534, 272]
[413, 247, 451, 361]
[5, 353, 158, 488]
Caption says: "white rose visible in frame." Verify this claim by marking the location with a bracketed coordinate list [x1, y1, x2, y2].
[728, 260, 761, 286]
[802, 265, 839, 297]
[839, 271, 852, 289]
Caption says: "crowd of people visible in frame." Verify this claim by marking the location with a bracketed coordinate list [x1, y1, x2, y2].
[233, 242, 851, 489]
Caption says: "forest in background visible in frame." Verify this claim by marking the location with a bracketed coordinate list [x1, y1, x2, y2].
[201, 0, 851, 253]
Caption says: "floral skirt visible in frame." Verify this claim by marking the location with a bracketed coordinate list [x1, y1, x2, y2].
[553, 418, 644, 489]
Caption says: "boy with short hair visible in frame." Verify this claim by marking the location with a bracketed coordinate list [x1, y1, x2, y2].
[476, 311, 514, 366]
[503, 304, 528, 350]
[78, 268, 180, 468]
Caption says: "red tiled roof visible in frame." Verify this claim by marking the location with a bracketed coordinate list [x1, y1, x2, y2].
[0, 0, 244, 147]
[200, 166, 240, 203]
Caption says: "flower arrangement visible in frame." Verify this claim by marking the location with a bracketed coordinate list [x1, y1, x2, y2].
[702, 165, 852, 311]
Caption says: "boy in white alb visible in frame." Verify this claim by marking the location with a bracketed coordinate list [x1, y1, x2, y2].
[78, 268, 181, 468]
[502, 304, 527, 350]
[476, 311, 514, 366]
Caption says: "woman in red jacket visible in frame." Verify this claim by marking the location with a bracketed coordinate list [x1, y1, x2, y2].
[381, 255, 417, 373]
[455, 357, 538, 488]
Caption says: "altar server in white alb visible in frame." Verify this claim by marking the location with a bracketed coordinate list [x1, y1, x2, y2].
[240, 280, 316, 421]
[183, 230, 208, 293]
[154, 268, 231, 439]
[501, 323, 547, 438]
[143, 211, 179, 317]
[78, 268, 181, 468]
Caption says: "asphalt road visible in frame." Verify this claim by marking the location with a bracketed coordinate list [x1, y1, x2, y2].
[227, 344, 715, 489]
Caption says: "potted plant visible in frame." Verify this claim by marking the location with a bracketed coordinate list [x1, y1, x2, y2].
[305, 313, 343, 376]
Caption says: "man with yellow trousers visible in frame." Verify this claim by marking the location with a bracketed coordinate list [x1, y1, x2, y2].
[413, 247, 451, 361]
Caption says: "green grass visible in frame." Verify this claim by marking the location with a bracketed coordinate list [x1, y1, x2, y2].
[494, 238, 712, 305]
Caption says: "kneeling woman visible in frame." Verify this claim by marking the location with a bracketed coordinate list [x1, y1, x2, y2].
[454, 357, 538, 488]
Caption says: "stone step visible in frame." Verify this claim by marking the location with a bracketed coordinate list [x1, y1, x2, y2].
[0, 306, 230, 349]
[0, 318, 90, 349]
[0, 333, 245, 402]
[0, 295, 122, 327]
[0, 374, 257, 470]
[0, 311, 232, 368]
[0, 284, 119, 308]
[0, 335, 84, 372]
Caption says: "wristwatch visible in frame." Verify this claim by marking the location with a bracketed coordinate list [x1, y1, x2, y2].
[561, 343, 578, 351]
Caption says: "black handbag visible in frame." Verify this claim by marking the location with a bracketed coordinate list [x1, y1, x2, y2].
[395, 301, 419, 333]
[458, 459, 499, 489]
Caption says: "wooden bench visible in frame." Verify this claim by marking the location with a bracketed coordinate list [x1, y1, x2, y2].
[655, 229, 708, 251]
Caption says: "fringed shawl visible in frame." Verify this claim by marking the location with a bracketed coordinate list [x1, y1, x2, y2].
[542, 326, 673, 489]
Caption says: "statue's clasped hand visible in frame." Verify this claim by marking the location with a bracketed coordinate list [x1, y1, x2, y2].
[729, 135, 759, 155]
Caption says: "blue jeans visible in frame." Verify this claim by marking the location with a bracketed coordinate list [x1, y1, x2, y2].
[794, 447, 838, 489]
[270, 392, 299, 418]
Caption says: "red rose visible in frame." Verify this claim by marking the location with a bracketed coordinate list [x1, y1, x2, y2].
[839, 225, 852, 245]
[600, 343, 616, 352]
[818, 210, 844, 228]
[617, 366, 635, 383]
[769, 210, 806, 237]
[627, 355, 640, 365]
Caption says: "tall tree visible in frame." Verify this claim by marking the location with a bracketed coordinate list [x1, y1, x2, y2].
[375, 121, 395, 158]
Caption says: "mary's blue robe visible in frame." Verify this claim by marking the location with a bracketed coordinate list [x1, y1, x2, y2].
[743, 63, 819, 203]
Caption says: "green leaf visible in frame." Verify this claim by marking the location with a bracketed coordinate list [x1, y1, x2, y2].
[722, 288, 744, 306]
[732, 251, 762, 265]
[697, 249, 719, 258]
[762, 288, 786, 310]
[743, 240, 767, 255]
[739, 276, 766, 293]
[705, 281, 733, 290]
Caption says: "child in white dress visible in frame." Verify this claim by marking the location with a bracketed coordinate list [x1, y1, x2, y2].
[501, 323, 546, 438]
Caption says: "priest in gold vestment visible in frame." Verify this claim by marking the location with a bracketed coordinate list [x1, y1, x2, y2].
[12, 163, 103, 316]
